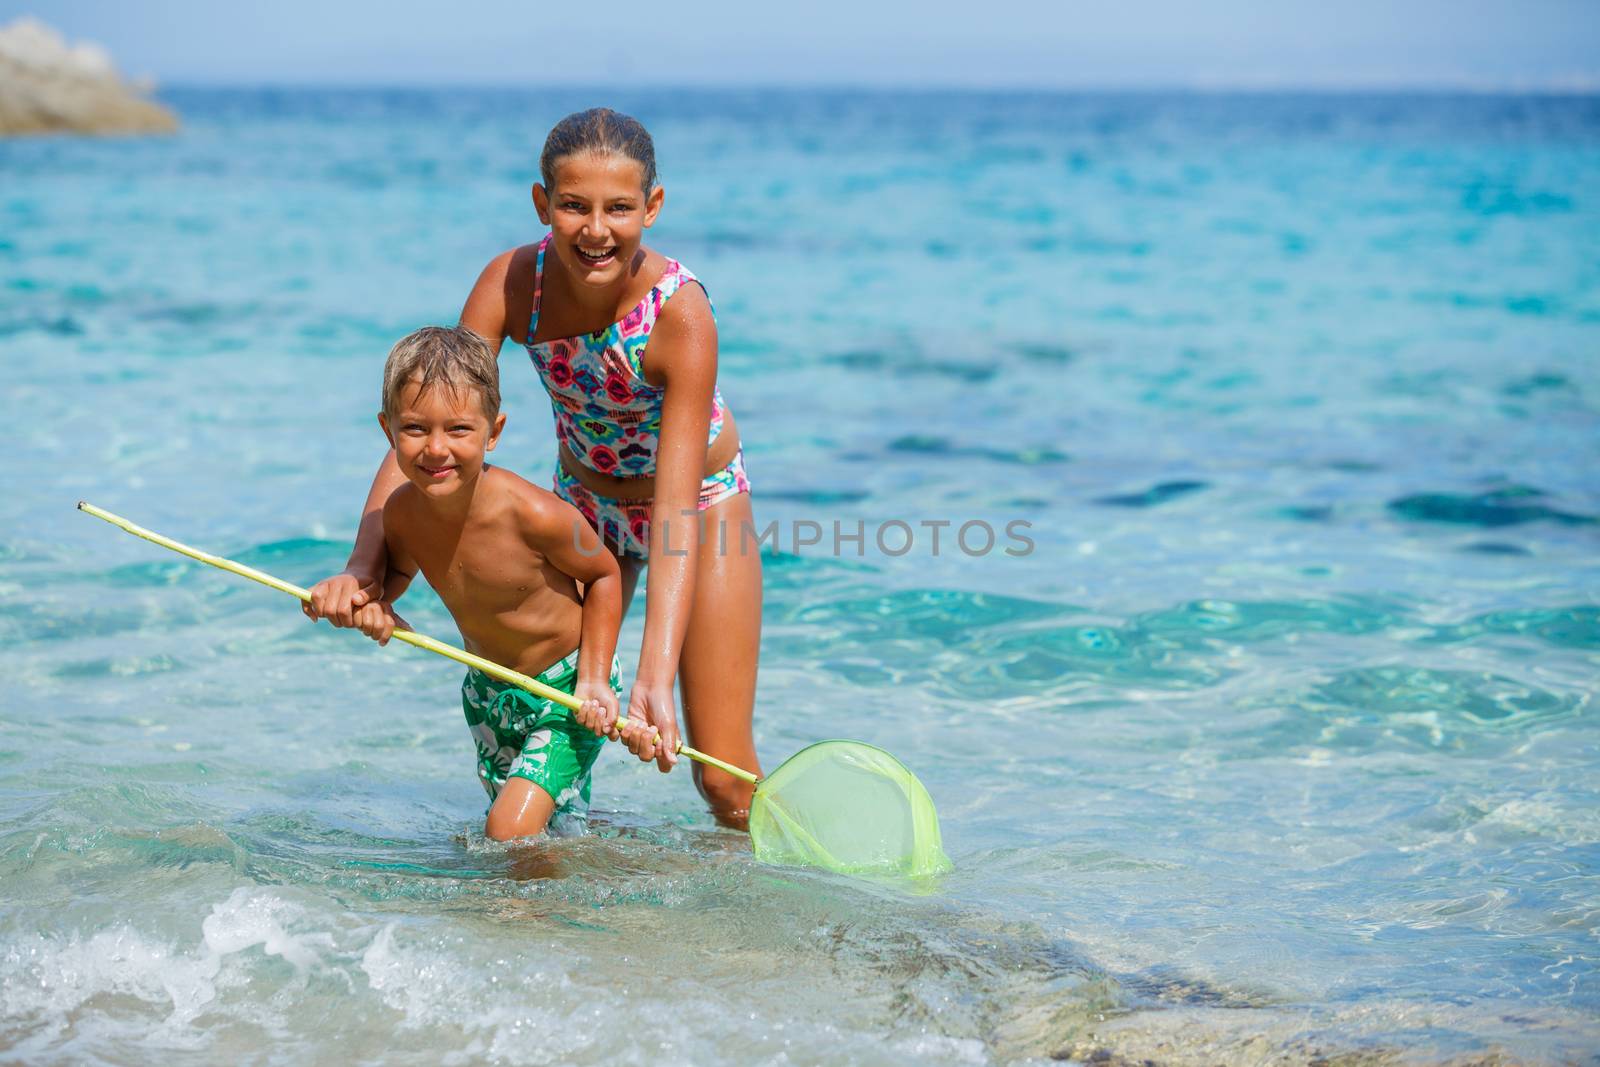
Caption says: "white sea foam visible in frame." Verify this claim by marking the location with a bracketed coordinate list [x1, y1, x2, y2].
[200, 885, 332, 973]
[1, 887, 355, 1060]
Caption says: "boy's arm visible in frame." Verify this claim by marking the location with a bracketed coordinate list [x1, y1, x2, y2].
[305, 450, 407, 627]
[376, 563, 414, 606]
[377, 506, 420, 608]
[523, 489, 622, 718]
[353, 509, 420, 646]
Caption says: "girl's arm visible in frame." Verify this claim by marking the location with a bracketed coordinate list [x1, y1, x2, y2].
[459, 248, 520, 347]
[351, 516, 418, 646]
[307, 248, 521, 627]
[304, 451, 405, 627]
[352, 562, 415, 645]
[626, 283, 719, 771]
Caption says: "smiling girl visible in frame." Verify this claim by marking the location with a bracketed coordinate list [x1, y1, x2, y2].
[307, 109, 763, 827]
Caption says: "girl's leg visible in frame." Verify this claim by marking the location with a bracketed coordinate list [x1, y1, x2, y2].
[675, 491, 763, 828]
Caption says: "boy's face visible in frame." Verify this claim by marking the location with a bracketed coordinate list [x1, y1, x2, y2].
[379, 379, 506, 500]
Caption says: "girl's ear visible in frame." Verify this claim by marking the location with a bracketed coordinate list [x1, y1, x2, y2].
[643, 184, 665, 228]
[486, 412, 508, 452]
[532, 183, 550, 225]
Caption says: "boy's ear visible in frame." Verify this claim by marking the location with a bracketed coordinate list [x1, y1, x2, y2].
[532, 183, 550, 225]
[486, 412, 507, 452]
[643, 184, 665, 228]
[378, 411, 395, 448]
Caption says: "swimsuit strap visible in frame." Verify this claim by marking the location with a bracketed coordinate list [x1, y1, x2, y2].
[527, 243, 708, 347]
[654, 260, 687, 305]
[525, 234, 551, 345]
[650, 260, 713, 327]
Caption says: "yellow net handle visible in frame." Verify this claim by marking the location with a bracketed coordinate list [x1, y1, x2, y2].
[77, 501, 759, 786]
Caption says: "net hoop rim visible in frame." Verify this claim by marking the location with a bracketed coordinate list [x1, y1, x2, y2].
[755, 737, 924, 795]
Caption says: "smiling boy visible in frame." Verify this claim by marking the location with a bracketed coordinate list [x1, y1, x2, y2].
[313, 325, 625, 839]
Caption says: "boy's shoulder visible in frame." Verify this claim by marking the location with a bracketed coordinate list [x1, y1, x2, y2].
[381, 479, 419, 517]
[481, 465, 572, 530]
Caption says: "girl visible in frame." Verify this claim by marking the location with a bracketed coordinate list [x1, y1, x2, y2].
[306, 108, 762, 828]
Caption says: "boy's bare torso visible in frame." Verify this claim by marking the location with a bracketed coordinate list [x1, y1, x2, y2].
[384, 466, 583, 675]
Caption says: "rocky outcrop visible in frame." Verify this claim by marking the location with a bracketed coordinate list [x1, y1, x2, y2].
[0, 17, 177, 135]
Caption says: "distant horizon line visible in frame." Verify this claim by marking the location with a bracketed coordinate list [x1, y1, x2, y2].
[146, 78, 1600, 96]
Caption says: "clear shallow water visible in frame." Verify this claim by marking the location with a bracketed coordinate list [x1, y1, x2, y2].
[2, 89, 1598, 1064]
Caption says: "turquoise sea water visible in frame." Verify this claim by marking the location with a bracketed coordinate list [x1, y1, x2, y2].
[2, 90, 1598, 1064]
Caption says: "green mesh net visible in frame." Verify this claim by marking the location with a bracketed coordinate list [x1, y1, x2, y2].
[748, 740, 952, 877]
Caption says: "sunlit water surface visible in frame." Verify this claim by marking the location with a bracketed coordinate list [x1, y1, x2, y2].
[2, 90, 1598, 1065]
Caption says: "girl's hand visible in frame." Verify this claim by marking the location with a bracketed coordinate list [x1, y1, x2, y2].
[303, 571, 383, 628]
[573, 680, 619, 738]
[353, 601, 407, 646]
[620, 682, 680, 772]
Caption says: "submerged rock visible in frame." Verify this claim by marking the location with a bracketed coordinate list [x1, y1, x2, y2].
[0, 17, 177, 135]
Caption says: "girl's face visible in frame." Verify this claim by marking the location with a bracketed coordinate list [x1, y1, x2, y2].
[533, 152, 664, 288]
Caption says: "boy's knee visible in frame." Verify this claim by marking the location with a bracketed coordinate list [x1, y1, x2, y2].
[484, 777, 555, 841]
[484, 806, 547, 842]
[483, 814, 519, 842]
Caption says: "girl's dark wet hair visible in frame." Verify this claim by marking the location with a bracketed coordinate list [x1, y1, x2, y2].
[539, 108, 657, 193]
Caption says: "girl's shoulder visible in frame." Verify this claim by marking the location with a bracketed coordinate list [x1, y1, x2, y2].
[472, 243, 542, 292]
[652, 265, 712, 327]
[637, 259, 716, 384]
[500, 243, 544, 295]
[650, 253, 714, 338]
[463, 245, 541, 346]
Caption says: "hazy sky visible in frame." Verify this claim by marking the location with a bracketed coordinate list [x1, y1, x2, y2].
[10, 0, 1600, 89]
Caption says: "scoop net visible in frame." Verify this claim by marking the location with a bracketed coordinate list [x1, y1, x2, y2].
[748, 740, 951, 877]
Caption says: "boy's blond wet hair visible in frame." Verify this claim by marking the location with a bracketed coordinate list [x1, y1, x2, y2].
[382, 326, 500, 419]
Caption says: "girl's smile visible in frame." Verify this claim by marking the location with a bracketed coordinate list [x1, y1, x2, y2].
[574, 243, 617, 268]
[534, 151, 664, 290]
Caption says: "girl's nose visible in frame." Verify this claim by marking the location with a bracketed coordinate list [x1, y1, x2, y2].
[584, 210, 608, 237]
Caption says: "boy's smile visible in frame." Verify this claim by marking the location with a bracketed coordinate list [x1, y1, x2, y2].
[380, 379, 505, 502]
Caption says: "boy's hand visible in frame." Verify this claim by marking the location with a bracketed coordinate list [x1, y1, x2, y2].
[572, 680, 619, 738]
[353, 600, 408, 646]
[303, 571, 384, 628]
[619, 682, 680, 772]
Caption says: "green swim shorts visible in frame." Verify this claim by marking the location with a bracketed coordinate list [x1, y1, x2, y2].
[460, 648, 622, 836]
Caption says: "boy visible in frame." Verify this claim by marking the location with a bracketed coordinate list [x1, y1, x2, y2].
[316, 325, 624, 840]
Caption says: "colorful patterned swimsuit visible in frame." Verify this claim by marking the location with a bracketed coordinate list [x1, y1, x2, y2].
[523, 235, 749, 559]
